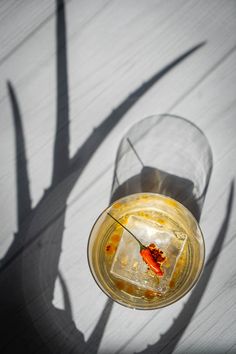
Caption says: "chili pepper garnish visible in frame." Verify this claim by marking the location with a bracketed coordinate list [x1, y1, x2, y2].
[141, 244, 166, 276]
[107, 213, 166, 277]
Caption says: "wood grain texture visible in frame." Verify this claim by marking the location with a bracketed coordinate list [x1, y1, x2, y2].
[0, 1, 236, 353]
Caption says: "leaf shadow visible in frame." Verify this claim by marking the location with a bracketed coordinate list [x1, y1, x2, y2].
[0, 0, 206, 353]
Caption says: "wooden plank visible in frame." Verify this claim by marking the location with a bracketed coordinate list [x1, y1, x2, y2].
[0, 1, 236, 353]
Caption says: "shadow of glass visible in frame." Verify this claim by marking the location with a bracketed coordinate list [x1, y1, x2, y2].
[0, 0, 207, 353]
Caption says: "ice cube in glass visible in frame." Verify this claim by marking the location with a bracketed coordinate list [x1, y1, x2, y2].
[110, 215, 187, 293]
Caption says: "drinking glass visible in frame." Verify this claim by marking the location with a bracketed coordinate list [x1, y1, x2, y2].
[88, 114, 213, 309]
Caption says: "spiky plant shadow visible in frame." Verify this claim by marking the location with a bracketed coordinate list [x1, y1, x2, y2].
[0, 0, 206, 353]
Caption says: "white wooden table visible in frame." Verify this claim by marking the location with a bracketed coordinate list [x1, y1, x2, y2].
[0, 1, 236, 353]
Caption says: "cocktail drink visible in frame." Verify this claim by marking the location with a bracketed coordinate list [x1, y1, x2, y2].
[88, 115, 212, 309]
[88, 192, 204, 309]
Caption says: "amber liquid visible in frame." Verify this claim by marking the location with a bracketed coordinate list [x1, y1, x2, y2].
[88, 193, 204, 309]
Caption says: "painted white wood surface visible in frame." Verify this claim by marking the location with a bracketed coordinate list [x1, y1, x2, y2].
[0, 1, 236, 353]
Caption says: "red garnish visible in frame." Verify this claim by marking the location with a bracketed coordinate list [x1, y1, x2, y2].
[140, 244, 166, 276]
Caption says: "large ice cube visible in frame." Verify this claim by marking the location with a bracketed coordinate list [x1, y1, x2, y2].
[110, 215, 186, 293]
